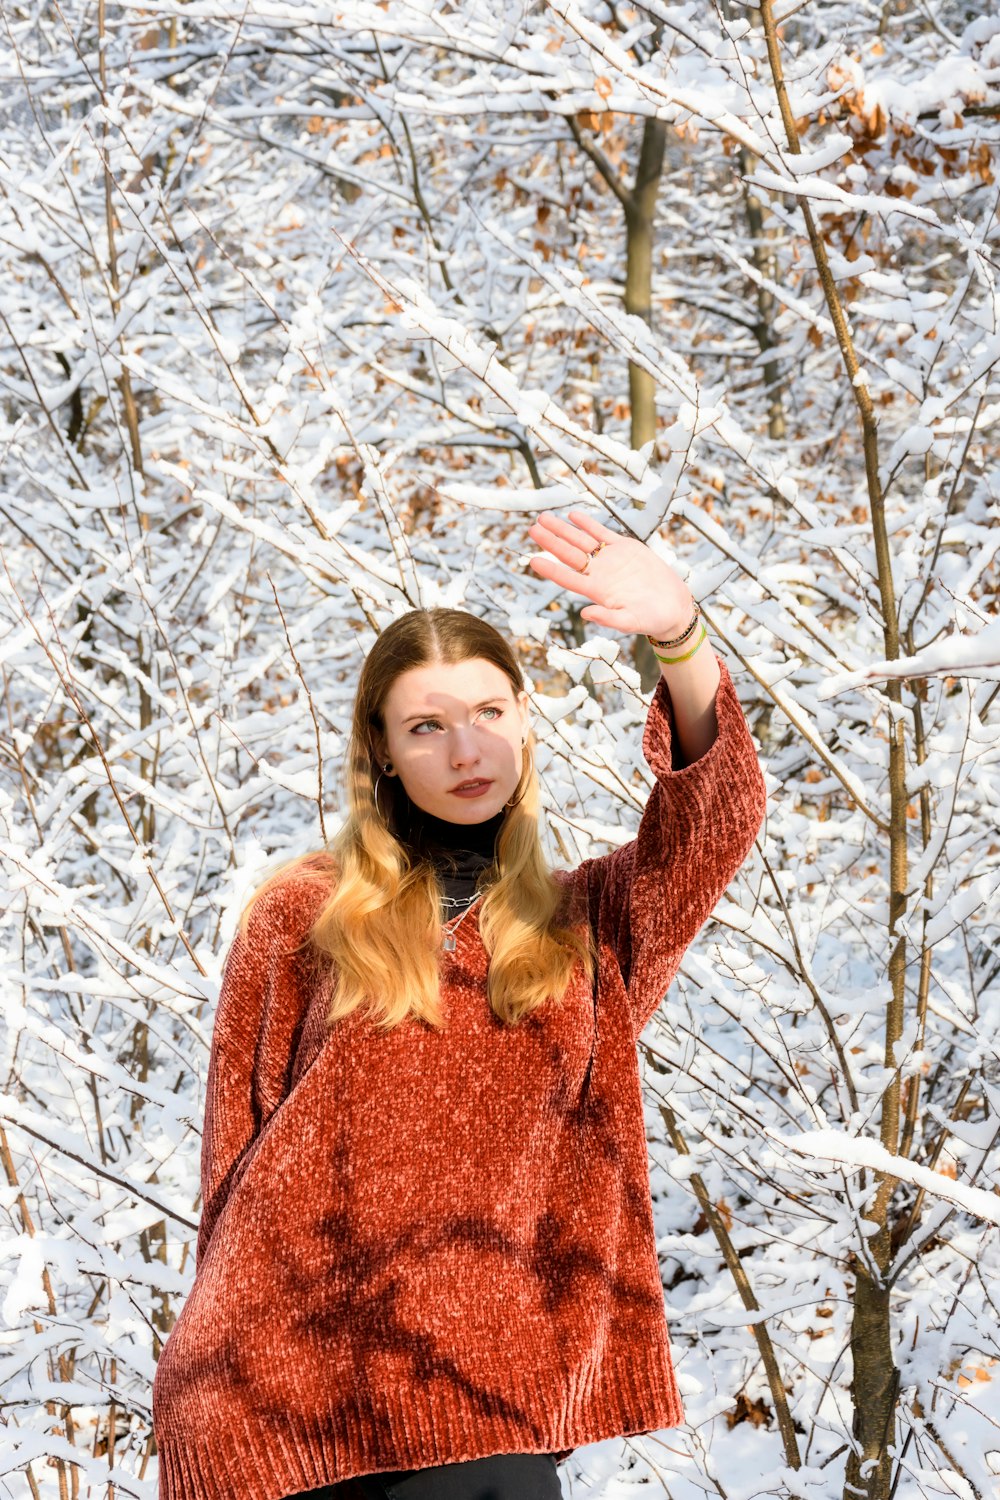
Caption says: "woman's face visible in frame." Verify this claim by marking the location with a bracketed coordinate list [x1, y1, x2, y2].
[374, 657, 530, 824]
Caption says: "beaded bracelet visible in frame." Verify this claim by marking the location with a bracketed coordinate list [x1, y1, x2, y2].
[647, 601, 707, 664]
[647, 601, 699, 648]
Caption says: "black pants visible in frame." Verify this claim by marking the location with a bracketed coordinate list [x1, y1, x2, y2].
[288, 1451, 562, 1499]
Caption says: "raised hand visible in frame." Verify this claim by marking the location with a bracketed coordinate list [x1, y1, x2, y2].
[525, 509, 694, 640]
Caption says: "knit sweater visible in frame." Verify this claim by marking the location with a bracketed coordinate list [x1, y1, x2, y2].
[152, 654, 767, 1500]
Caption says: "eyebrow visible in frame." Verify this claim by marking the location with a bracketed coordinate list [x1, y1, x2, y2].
[401, 698, 506, 725]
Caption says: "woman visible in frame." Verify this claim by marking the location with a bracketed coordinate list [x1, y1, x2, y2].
[152, 510, 767, 1500]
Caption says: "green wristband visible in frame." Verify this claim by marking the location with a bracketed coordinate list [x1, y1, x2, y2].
[650, 621, 708, 664]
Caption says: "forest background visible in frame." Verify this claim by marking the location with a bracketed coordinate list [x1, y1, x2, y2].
[1, 0, 999, 1497]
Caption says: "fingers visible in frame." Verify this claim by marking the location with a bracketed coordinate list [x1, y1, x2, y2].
[527, 552, 600, 598]
[529, 511, 602, 569]
[526, 508, 622, 603]
[566, 508, 621, 543]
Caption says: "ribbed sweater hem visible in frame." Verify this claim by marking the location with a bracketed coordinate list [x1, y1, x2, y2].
[155, 1344, 683, 1500]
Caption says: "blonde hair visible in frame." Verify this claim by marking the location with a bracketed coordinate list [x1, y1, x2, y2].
[238, 607, 594, 1031]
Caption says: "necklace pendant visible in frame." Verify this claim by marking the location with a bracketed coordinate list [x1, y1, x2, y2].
[442, 932, 456, 952]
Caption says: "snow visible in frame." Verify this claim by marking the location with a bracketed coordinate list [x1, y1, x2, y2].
[820, 618, 1000, 694]
[780, 1131, 1000, 1227]
[2, 0, 999, 1491]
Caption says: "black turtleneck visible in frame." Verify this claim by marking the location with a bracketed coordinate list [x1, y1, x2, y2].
[401, 805, 506, 906]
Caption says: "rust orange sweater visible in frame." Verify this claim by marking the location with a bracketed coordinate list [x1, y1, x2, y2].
[152, 655, 767, 1500]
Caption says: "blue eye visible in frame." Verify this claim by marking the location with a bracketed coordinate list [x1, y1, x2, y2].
[410, 707, 503, 734]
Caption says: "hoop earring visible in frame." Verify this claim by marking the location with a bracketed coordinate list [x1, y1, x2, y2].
[373, 760, 393, 815]
[504, 741, 531, 809]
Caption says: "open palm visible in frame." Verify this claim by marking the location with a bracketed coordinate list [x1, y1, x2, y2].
[525, 509, 692, 640]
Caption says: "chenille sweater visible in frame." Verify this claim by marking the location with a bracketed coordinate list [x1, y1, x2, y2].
[152, 654, 767, 1500]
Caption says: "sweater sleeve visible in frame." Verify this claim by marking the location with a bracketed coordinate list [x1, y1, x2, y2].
[195, 878, 320, 1271]
[573, 652, 767, 1043]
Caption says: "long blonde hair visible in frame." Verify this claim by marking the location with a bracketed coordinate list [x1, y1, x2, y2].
[239, 607, 594, 1031]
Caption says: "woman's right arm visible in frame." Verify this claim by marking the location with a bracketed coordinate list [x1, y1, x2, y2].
[570, 655, 767, 1043]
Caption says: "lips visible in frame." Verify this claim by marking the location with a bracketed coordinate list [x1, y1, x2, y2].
[451, 779, 493, 792]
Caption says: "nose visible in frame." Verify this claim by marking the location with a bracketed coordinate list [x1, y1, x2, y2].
[449, 725, 481, 766]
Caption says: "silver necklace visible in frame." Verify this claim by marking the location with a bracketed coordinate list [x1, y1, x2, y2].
[441, 892, 482, 952]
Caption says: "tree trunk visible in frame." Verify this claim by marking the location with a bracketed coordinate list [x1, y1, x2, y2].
[845, 1239, 898, 1500]
[625, 118, 667, 453]
[624, 118, 668, 692]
